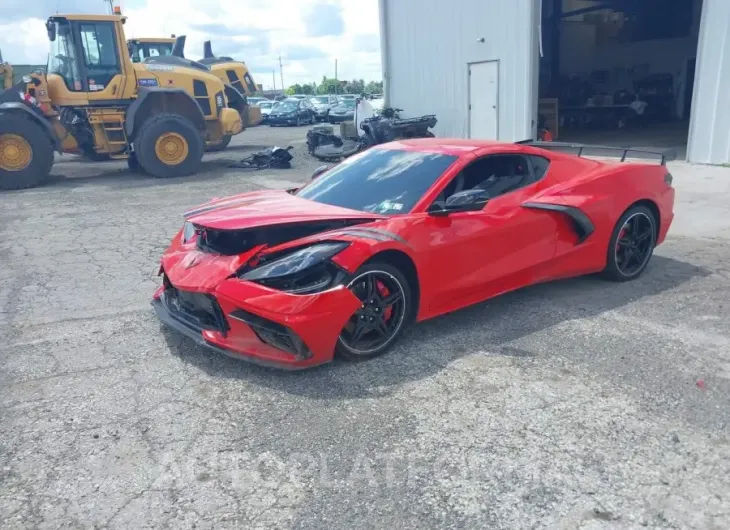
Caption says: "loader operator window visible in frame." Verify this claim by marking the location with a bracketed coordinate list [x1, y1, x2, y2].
[47, 20, 83, 92]
[79, 23, 120, 91]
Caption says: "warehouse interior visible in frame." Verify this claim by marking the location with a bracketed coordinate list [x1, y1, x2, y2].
[537, 0, 704, 159]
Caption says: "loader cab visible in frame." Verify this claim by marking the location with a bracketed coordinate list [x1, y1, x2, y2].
[128, 38, 174, 63]
[45, 14, 136, 105]
[144, 35, 211, 72]
[198, 40, 258, 96]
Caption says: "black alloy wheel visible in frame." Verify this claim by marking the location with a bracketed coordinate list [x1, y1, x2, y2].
[337, 264, 411, 361]
[603, 205, 657, 281]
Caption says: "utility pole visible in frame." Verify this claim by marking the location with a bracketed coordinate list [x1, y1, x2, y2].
[278, 55, 284, 94]
[103, 0, 114, 14]
[334, 59, 338, 94]
[272, 70, 276, 91]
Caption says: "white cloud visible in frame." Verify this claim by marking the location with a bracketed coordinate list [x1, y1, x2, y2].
[0, 0, 382, 89]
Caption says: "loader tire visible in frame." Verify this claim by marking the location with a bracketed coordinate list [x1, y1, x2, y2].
[0, 114, 54, 191]
[134, 113, 203, 178]
[205, 134, 232, 153]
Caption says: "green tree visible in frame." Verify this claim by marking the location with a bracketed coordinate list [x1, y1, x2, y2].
[316, 77, 344, 95]
[365, 80, 383, 94]
[344, 79, 365, 94]
[285, 83, 316, 95]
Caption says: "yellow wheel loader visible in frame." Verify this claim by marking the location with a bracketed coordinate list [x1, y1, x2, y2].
[143, 36, 262, 151]
[0, 12, 243, 191]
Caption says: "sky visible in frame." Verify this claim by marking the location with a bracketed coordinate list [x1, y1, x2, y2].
[0, 0, 382, 90]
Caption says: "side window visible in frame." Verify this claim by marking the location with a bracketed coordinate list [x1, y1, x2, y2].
[435, 154, 536, 205]
[129, 43, 141, 63]
[79, 22, 120, 90]
[529, 155, 550, 181]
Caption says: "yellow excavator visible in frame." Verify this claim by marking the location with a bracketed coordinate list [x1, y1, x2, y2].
[0, 11, 243, 190]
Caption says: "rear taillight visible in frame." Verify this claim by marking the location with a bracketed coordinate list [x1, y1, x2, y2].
[664, 172, 673, 186]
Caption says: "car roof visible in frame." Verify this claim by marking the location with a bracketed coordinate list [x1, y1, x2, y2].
[378, 138, 524, 156]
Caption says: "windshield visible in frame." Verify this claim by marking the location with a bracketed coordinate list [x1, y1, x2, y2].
[47, 20, 83, 91]
[312, 96, 329, 104]
[130, 42, 172, 63]
[275, 100, 298, 112]
[295, 148, 458, 214]
[337, 99, 356, 109]
[259, 101, 273, 109]
[144, 43, 172, 58]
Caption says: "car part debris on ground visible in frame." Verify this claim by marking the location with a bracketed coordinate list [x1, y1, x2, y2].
[229, 146, 294, 169]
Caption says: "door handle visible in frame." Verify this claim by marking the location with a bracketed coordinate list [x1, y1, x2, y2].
[112, 84, 118, 95]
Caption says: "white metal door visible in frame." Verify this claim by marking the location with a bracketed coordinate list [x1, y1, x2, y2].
[468, 61, 499, 139]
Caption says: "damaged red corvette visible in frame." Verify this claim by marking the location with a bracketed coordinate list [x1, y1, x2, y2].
[152, 138, 675, 369]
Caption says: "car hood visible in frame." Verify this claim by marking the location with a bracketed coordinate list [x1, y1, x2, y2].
[331, 107, 354, 113]
[184, 189, 385, 231]
[164, 190, 386, 290]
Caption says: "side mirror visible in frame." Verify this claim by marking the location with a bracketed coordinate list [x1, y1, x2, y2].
[311, 164, 330, 180]
[46, 21, 56, 42]
[428, 189, 489, 216]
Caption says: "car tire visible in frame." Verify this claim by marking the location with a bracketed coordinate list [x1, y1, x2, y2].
[0, 114, 54, 191]
[134, 113, 204, 178]
[601, 204, 657, 282]
[336, 261, 414, 362]
[295, 115, 301, 127]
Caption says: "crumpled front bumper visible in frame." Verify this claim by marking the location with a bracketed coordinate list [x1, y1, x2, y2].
[152, 277, 362, 369]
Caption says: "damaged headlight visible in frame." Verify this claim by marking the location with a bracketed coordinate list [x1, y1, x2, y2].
[240, 242, 349, 294]
[182, 221, 196, 243]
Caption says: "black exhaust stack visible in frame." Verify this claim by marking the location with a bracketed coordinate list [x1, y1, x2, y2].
[171, 35, 186, 58]
[203, 41, 214, 59]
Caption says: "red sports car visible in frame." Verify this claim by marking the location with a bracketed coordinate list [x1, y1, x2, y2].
[153, 139, 675, 369]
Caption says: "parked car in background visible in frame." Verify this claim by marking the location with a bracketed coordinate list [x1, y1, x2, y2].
[247, 97, 268, 106]
[328, 98, 357, 123]
[289, 94, 309, 100]
[310, 95, 339, 121]
[268, 98, 316, 126]
[338, 94, 357, 101]
[258, 100, 277, 122]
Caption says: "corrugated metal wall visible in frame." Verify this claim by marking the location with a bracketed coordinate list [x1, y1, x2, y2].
[688, 0, 730, 164]
[380, 0, 538, 141]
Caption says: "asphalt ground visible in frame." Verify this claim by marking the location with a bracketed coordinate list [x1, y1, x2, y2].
[1, 124, 729, 529]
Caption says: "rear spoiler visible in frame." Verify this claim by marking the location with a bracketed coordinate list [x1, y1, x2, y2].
[515, 140, 675, 166]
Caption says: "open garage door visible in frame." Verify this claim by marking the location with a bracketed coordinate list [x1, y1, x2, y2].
[536, 0, 703, 161]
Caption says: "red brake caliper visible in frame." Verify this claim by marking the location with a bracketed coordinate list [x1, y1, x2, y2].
[376, 280, 393, 321]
